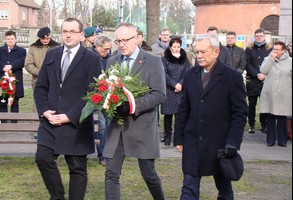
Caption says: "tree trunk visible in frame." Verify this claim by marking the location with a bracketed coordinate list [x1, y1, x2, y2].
[146, 0, 160, 45]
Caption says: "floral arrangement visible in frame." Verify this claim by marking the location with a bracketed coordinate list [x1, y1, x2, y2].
[0, 71, 16, 106]
[80, 63, 150, 125]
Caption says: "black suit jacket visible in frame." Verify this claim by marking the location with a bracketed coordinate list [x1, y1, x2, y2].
[34, 44, 102, 155]
[174, 59, 248, 176]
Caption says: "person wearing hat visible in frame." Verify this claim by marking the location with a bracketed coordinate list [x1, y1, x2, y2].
[25, 27, 60, 90]
[82, 27, 97, 49]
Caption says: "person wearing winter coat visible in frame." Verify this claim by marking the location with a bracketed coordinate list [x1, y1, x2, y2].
[161, 36, 190, 146]
[0, 30, 26, 119]
[151, 27, 171, 57]
[259, 41, 292, 147]
[245, 28, 272, 134]
[25, 27, 60, 89]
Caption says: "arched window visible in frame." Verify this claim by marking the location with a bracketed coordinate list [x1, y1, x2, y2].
[261, 15, 279, 35]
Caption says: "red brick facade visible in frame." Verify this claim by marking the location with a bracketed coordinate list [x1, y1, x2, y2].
[192, 0, 280, 35]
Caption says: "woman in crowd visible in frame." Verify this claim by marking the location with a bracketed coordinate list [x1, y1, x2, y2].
[259, 41, 292, 147]
[161, 36, 190, 146]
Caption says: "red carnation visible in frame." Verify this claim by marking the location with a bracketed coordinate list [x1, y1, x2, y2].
[98, 85, 109, 93]
[6, 90, 15, 95]
[91, 94, 103, 104]
[1, 82, 8, 90]
[109, 94, 119, 104]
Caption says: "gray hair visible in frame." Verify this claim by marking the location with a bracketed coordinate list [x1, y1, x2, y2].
[94, 35, 112, 46]
[194, 34, 219, 48]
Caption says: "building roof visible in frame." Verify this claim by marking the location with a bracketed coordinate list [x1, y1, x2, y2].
[14, 0, 41, 10]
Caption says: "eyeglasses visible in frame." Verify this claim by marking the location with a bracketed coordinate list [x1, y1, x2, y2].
[100, 46, 112, 51]
[255, 35, 264, 38]
[61, 30, 81, 35]
[114, 35, 136, 45]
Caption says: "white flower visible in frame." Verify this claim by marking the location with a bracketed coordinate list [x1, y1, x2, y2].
[98, 74, 106, 80]
[123, 76, 132, 81]
[108, 75, 118, 82]
[109, 69, 119, 75]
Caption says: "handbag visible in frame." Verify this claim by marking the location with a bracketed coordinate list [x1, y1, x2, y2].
[217, 149, 244, 181]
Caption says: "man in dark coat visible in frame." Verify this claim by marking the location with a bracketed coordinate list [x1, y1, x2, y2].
[34, 18, 102, 200]
[226, 31, 246, 73]
[245, 28, 272, 134]
[174, 34, 248, 200]
[0, 30, 26, 120]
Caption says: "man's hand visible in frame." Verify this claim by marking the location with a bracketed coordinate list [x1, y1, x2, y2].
[175, 145, 183, 153]
[3, 65, 12, 72]
[43, 110, 70, 126]
[174, 83, 182, 93]
[257, 73, 266, 81]
[224, 147, 237, 159]
[116, 102, 130, 117]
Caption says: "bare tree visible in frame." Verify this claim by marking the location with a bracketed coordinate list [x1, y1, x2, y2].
[146, 0, 160, 45]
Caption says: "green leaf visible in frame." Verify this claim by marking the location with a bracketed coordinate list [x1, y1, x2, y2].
[79, 102, 95, 123]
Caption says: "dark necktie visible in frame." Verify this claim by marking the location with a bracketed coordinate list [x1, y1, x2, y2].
[61, 50, 71, 81]
[124, 57, 132, 69]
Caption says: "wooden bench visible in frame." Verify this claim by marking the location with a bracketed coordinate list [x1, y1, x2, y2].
[0, 113, 99, 144]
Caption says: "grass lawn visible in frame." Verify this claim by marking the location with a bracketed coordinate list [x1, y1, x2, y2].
[0, 157, 292, 200]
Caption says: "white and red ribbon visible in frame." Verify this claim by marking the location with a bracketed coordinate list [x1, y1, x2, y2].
[122, 87, 135, 114]
[1, 71, 16, 91]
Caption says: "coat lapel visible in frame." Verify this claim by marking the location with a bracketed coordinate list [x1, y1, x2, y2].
[54, 47, 63, 84]
[191, 65, 204, 94]
[131, 50, 146, 75]
[62, 45, 85, 82]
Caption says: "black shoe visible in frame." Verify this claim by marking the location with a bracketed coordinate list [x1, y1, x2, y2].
[278, 143, 287, 147]
[248, 127, 255, 134]
[267, 143, 275, 147]
[164, 136, 171, 146]
[261, 127, 267, 134]
[161, 136, 166, 143]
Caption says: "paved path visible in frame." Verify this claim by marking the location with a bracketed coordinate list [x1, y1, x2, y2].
[0, 131, 292, 161]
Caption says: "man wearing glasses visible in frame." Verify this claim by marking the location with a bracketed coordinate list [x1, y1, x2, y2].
[245, 28, 272, 134]
[103, 23, 166, 200]
[151, 27, 171, 56]
[93, 35, 113, 167]
[34, 18, 102, 200]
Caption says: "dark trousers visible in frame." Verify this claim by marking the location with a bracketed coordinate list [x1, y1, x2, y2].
[0, 97, 19, 123]
[35, 145, 88, 200]
[105, 137, 164, 200]
[267, 114, 287, 145]
[164, 114, 174, 135]
[248, 96, 267, 127]
[181, 173, 233, 200]
[95, 111, 108, 162]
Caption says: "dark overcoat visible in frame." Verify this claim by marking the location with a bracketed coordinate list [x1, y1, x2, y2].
[174, 59, 248, 176]
[103, 49, 166, 159]
[0, 43, 26, 98]
[245, 42, 272, 96]
[34, 45, 102, 155]
[161, 48, 190, 115]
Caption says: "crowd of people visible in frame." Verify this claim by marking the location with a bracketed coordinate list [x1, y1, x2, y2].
[0, 17, 291, 200]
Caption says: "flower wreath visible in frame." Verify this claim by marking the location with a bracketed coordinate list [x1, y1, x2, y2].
[0, 71, 16, 106]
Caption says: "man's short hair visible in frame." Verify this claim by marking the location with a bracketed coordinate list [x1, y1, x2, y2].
[5, 30, 16, 37]
[226, 31, 236, 36]
[207, 26, 218, 33]
[137, 29, 144, 37]
[255, 28, 265, 35]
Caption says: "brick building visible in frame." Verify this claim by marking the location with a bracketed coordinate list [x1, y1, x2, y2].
[0, 0, 40, 29]
[192, 0, 283, 35]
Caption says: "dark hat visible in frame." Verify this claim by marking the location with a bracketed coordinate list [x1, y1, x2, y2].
[84, 27, 96, 38]
[37, 27, 50, 38]
[218, 151, 244, 181]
